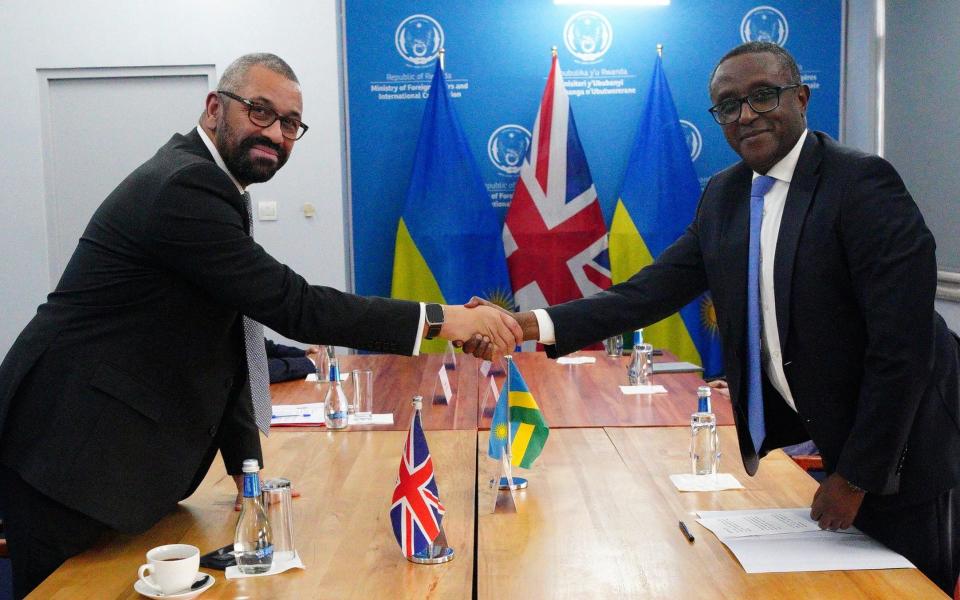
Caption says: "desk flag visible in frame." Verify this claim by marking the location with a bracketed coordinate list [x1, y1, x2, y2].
[390, 403, 446, 557]
[391, 59, 514, 353]
[608, 53, 723, 376]
[488, 360, 549, 468]
[503, 53, 611, 317]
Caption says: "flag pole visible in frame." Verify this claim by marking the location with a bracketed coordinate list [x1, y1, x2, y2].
[498, 355, 528, 490]
[407, 395, 455, 565]
[657, 43, 663, 58]
[551, 45, 557, 58]
[438, 47, 445, 71]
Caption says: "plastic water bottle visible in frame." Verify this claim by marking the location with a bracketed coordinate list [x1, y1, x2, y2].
[324, 358, 349, 430]
[626, 329, 646, 385]
[234, 459, 274, 574]
[690, 386, 719, 475]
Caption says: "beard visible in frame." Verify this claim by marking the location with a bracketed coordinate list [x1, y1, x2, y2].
[215, 117, 289, 186]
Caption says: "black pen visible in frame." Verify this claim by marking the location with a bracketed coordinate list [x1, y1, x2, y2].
[678, 520, 695, 543]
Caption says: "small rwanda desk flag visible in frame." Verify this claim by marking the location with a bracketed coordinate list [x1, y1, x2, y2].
[391, 54, 513, 353]
[608, 49, 723, 377]
[488, 358, 549, 469]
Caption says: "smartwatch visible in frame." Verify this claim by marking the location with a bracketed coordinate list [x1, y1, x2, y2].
[425, 303, 444, 339]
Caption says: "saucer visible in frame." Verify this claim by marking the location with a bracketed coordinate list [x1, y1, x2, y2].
[134, 572, 215, 599]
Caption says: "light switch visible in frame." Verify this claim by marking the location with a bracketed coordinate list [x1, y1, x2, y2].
[302, 202, 316, 217]
[258, 200, 278, 221]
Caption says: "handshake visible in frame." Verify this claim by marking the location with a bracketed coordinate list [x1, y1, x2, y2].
[435, 297, 539, 361]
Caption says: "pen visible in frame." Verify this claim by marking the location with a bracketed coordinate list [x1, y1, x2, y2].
[678, 520, 695, 543]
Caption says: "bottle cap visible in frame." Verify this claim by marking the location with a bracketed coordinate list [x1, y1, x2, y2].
[241, 458, 260, 473]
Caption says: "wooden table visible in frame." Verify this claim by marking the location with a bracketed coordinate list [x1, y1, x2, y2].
[29, 430, 476, 599]
[477, 427, 945, 599]
[269, 353, 482, 431]
[478, 350, 733, 428]
[270, 350, 731, 431]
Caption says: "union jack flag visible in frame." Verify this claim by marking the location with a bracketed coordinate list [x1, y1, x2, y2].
[390, 406, 445, 557]
[504, 54, 611, 313]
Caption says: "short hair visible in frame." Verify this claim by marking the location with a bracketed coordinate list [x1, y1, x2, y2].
[709, 42, 801, 91]
[217, 53, 299, 93]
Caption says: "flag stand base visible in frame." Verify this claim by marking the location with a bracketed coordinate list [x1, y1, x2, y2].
[408, 545, 455, 564]
[498, 476, 528, 490]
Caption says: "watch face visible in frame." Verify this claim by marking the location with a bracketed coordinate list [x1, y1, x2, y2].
[426, 303, 444, 325]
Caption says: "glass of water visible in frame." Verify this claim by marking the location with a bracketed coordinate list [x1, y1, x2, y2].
[351, 369, 374, 422]
[604, 334, 623, 357]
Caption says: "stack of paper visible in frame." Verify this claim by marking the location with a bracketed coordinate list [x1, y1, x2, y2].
[695, 508, 914, 573]
[270, 403, 394, 427]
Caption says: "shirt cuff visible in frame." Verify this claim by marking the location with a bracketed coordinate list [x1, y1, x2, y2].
[411, 302, 426, 356]
[532, 309, 556, 345]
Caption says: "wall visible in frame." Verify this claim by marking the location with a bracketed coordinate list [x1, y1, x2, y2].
[884, 0, 960, 273]
[0, 0, 348, 355]
[884, 0, 960, 330]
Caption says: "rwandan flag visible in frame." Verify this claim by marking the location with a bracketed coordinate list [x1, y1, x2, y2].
[609, 54, 723, 377]
[487, 360, 549, 468]
[391, 60, 513, 353]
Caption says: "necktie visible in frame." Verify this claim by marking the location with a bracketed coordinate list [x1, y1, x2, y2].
[241, 191, 272, 436]
[747, 175, 776, 455]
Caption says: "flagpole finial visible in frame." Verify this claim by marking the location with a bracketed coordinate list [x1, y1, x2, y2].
[657, 44, 663, 57]
[412, 395, 423, 411]
[439, 48, 445, 71]
[551, 46, 558, 58]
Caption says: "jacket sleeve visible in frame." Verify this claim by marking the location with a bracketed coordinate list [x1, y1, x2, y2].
[544, 193, 710, 357]
[146, 163, 421, 355]
[832, 155, 938, 494]
[268, 356, 315, 383]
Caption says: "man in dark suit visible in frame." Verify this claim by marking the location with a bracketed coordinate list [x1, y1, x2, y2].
[0, 53, 520, 598]
[468, 41, 960, 592]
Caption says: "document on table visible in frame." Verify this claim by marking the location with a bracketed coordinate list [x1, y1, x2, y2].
[557, 356, 596, 365]
[696, 508, 914, 573]
[270, 403, 394, 426]
[669, 473, 744, 492]
[620, 384, 668, 394]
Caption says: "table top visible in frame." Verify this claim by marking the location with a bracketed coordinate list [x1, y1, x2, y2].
[270, 350, 731, 431]
[29, 430, 476, 600]
[269, 352, 481, 431]
[476, 426, 945, 599]
[481, 350, 733, 429]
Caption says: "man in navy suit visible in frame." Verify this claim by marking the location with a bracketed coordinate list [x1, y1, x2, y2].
[0, 53, 520, 598]
[468, 42, 960, 592]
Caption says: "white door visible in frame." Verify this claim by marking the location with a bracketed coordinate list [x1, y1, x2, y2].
[40, 66, 214, 285]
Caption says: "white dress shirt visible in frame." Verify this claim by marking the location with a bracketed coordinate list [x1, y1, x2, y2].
[534, 130, 810, 413]
[195, 126, 426, 354]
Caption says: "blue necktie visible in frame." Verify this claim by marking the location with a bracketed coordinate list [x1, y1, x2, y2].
[747, 175, 776, 455]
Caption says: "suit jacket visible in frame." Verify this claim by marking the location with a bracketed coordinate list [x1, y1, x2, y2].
[0, 129, 420, 532]
[265, 339, 315, 383]
[546, 131, 960, 508]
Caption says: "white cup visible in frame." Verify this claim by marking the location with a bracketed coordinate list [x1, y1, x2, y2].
[137, 544, 200, 595]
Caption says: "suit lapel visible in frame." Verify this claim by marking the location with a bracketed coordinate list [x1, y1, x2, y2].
[718, 166, 753, 372]
[773, 133, 823, 354]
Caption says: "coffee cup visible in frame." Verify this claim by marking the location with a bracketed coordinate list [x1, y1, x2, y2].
[137, 544, 200, 595]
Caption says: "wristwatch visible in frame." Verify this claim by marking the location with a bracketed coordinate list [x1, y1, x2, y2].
[425, 303, 444, 339]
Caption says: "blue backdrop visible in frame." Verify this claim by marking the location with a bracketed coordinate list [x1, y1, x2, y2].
[345, 1, 842, 298]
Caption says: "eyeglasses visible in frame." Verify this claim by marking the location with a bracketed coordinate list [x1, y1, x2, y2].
[708, 84, 801, 125]
[217, 90, 308, 140]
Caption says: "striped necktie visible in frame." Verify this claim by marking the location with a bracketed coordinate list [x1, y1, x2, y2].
[242, 191, 272, 436]
[746, 175, 776, 454]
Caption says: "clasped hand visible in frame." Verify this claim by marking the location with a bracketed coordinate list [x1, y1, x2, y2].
[440, 302, 523, 361]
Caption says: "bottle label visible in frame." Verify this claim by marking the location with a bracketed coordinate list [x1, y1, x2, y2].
[254, 544, 274, 560]
[243, 474, 260, 498]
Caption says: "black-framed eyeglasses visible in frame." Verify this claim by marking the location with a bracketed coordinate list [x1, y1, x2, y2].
[217, 90, 308, 140]
[707, 84, 801, 125]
